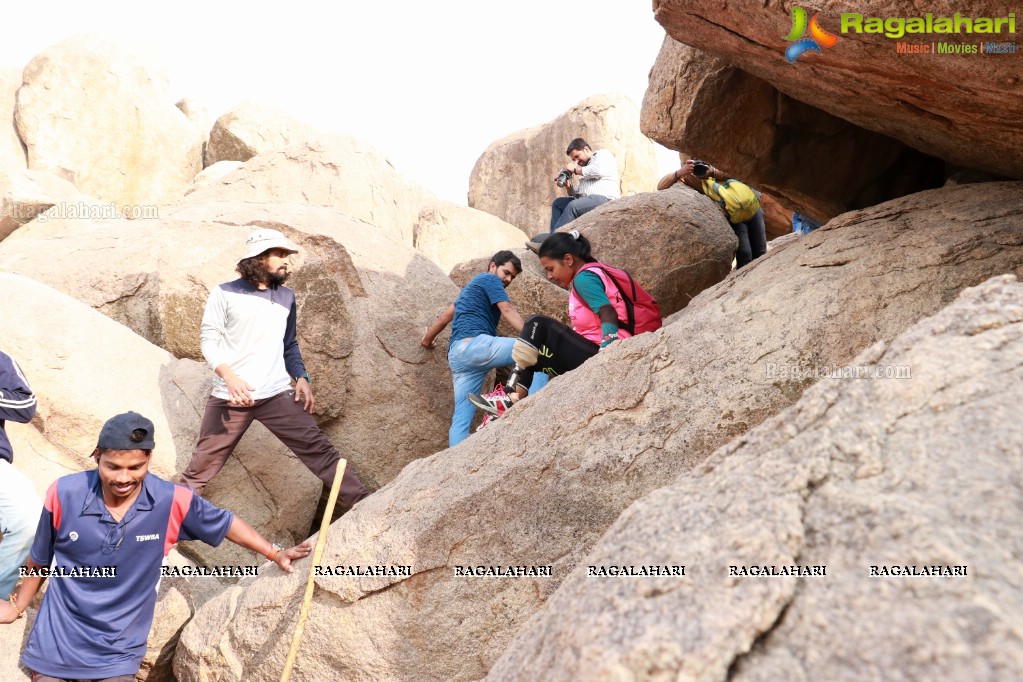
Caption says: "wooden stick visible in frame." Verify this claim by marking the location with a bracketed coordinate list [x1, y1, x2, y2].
[280, 458, 347, 682]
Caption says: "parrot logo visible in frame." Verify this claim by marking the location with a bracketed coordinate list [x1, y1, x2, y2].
[784, 7, 840, 62]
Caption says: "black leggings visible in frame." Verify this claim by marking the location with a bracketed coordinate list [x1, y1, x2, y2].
[518, 315, 599, 389]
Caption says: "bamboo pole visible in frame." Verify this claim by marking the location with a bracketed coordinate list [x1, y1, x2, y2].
[279, 458, 347, 682]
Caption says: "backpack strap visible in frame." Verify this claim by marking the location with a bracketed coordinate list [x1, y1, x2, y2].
[581, 264, 637, 335]
[702, 178, 729, 213]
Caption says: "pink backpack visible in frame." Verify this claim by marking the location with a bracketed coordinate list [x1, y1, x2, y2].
[578, 263, 662, 336]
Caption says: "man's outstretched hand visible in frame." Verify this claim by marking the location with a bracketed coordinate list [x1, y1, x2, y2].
[274, 539, 314, 573]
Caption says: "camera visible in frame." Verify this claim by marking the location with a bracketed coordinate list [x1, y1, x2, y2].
[692, 161, 710, 179]
[556, 169, 573, 187]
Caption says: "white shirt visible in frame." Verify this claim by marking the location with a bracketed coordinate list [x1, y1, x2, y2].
[576, 149, 621, 199]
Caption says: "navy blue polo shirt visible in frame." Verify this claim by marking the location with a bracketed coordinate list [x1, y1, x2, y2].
[449, 273, 510, 343]
[21, 470, 234, 678]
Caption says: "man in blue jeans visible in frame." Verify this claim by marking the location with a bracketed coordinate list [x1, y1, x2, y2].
[528, 138, 621, 251]
[422, 251, 546, 446]
[0, 349, 39, 600]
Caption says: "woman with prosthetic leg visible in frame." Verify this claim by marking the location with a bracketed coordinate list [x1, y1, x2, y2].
[468, 231, 661, 417]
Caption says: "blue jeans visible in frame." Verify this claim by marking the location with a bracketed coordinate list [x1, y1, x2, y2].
[0, 459, 42, 595]
[549, 195, 610, 231]
[792, 212, 822, 235]
[447, 335, 547, 446]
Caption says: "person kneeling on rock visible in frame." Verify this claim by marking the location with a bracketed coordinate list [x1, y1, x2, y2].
[468, 231, 662, 418]
[0, 411, 312, 681]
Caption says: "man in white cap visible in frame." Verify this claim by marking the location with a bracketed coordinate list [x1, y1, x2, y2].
[179, 229, 370, 509]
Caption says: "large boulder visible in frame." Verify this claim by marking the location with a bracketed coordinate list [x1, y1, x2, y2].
[468, 94, 658, 235]
[490, 275, 1023, 680]
[0, 169, 81, 241]
[0, 273, 321, 567]
[14, 35, 203, 208]
[179, 137, 435, 246]
[0, 67, 26, 174]
[642, 36, 945, 221]
[172, 182, 1023, 681]
[0, 212, 239, 362]
[650, 0, 1023, 181]
[204, 101, 317, 167]
[413, 201, 527, 274]
[0, 200, 459, 489]
[560, 188, 737, 317]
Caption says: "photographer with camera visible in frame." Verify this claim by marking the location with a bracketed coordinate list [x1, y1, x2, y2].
[659, 159, 766, 268]
[528, 138, 621, 251]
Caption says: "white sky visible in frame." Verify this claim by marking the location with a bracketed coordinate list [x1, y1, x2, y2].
[2, 1, 681, 205]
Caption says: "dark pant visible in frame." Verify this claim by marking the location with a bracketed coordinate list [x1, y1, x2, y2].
[517, 315, 599, 389]
[180, 391, 369, 509]
[550, 195, 610, 231]
[732, 208, 767, 268]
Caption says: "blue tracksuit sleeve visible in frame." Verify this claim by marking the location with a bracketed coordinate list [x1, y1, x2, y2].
[0, 352, 36, 423]
[282, 298, 307, 380]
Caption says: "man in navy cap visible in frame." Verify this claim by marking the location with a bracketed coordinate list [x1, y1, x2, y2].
[0, 411, 311, 681]
[180, 228, 370, 508]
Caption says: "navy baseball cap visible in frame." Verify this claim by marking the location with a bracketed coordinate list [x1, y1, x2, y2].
[97, 412, 156, 450]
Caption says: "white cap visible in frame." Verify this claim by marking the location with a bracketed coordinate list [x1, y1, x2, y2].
[243, 228, 299, 259]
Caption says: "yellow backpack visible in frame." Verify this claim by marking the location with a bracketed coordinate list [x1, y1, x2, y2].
[701, 178, 761, 224]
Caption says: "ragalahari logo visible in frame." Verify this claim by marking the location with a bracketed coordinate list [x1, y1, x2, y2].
[784, 7, 840, 62]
